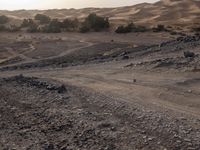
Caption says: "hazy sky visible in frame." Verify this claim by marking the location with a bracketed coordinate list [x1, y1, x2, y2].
[0, 0, 159, 10]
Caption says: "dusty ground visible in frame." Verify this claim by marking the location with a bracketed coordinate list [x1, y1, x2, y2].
[0, 32, 200, 150]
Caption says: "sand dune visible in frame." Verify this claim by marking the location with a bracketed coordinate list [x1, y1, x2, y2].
[0, 0, 199, 27]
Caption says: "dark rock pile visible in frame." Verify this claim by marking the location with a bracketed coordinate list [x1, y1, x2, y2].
[3, 74, 67, 94]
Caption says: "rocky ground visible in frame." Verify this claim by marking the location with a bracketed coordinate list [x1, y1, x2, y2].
[1, 34, 200, 72]
[0, 32, 200, 150]
[0, 75, 199, 150]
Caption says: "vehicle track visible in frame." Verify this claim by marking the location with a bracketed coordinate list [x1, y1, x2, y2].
[0, 75, 199, 149]
[1, 39, 94, 68]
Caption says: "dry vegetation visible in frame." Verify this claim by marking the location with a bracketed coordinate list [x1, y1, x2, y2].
[0, 0, 199, 31]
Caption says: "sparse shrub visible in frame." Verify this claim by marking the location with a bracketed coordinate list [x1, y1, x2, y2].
[41, 19, 61, 33]
[115, 25, 131, 33]
[132, 25, 148, 32]
[166, 25, 173, 29]
[7, 25, 21, 32]
[192, 27, 200, 32]
[20, 19, 39, 32]
[21, 19, 35, 28]
[80, 13, 110, 32]
[61, 18, 79, 31]
[86, 13, 109, 31]
[152, 24, 168, 32]
[170, 31, 178, 35]
[35, 14, 51, 24]
[0, 25, 7, 31]
[79, 25, 90, 33]
[27, 23, 39, 33]
[21, 19, 29, 27]
[0, 15, 9, 24]
[115, 23, 148, 33]
[115, 23, 133, 33]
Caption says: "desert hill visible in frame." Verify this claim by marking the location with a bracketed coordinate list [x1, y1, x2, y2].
[0, 0, 200, 27]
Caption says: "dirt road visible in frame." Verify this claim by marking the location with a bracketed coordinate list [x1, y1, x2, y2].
[0, 32, 200, 150]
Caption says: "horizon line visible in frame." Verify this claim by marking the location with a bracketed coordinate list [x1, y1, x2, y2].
[0, 2, 157, 11]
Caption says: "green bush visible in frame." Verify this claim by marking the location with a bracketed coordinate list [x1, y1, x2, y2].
[132, 25, 148, 32]
[115, 23, 148, 33]
[115, 25, 131, 33]
[27, 23, 39, 33]
[21, 19, 39, 32]
[81, 13, 110, 32]
[21, 19, 35, 28]
[35, 14, 51, 24]
[61, 18, 79, 31]
[40, 18, 79, 33]
[41, 19, 61, 33]
[79, 25, 90, 33]
[0, 15, 9, 24]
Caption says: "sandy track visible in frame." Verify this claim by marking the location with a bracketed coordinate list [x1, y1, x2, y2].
[1, 61, 200, 118]
[26, 64, 200, 118]
[0, 39, 93, 68]
[0, 32, 199, 118]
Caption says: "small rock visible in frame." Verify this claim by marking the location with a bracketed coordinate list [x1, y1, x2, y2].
[57, 84, 67, 93]
[43, 143, 54, 150]
[143, 135, 147, 139]
[122, 55, 129, 60]
[187, 147, 196, 150]
[176, 140, 182, 143]
[46, 85, 57, 90]
[179, 117, 187, 120]
[148, 137, 154, 141]
[184, 138, 191, 142]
